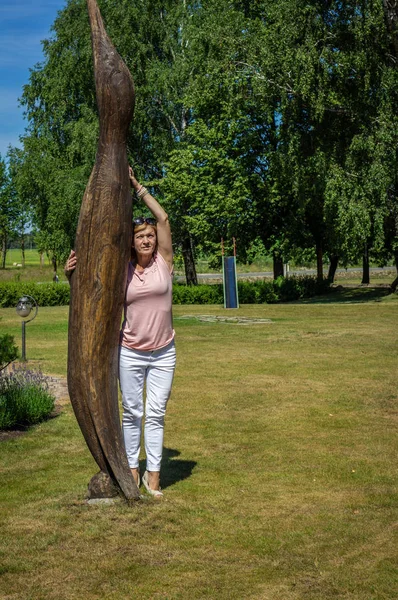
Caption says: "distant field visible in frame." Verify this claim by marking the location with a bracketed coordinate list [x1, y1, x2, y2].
[1, 249, 396, 286]
[5, 248, 45, 267]
[1, 250, 67, 283]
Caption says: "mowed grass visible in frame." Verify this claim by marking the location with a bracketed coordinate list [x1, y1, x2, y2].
[333, 268, 395, 286]
[0, 293, 397, 600]
[0, 249, 68, 283]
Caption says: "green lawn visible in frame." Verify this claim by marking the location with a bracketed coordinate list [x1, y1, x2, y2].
[4, 248, 50, 268]
[0, 293, 397, 599]
[1, 249, 68, 283]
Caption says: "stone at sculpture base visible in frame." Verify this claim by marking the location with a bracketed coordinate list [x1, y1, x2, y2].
[86, 471, 120, 502]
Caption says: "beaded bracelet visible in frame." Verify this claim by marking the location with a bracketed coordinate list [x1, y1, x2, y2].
[137, 186, 149, 199]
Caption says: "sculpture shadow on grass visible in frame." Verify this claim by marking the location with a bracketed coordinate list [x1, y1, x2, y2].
[139, 448, 197, 490]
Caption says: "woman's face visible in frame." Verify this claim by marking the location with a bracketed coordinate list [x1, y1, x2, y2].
[133, 225, 157, 258]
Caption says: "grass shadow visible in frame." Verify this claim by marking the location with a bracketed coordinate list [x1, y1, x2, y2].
[296, 286, 394, 304]
[139, 447, 197, 490]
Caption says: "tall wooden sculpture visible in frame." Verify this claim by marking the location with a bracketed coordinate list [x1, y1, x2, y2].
[67, 0, 139, 502]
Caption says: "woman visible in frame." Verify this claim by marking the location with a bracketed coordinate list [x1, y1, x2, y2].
[65, 166, 175, 497]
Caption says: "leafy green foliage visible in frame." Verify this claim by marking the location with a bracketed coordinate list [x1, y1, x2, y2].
[8, 0, 398, 280]
[0, 366, 55, 429]
[0, 333, 19, 371]
[0, 276, 330, 308]
[0, 155, 18, 269]
[161, 117, 258, 264]
[172, 283, 224, 305]
[238, 276, 331, 304]
[0, 282, 70, 308]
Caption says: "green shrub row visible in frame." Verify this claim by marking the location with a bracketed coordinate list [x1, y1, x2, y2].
[173, 276, 331, 304]
[238, 275, 331, 303]
[0, 276, 331, 308]
[173, 283, 224, 304]
[0, 365, 55, 430]
[0, 282, 70, 308]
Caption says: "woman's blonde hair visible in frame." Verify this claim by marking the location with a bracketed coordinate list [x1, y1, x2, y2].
[133, 222, 157, 234]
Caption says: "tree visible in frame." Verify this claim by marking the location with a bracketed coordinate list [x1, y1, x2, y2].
[161, 117, 258, 273]
[0, 155, 17, 269]
[14, 0, 398, 283]
[6, 147, 34, 268]
[324, 2, 398, 284]
[19, 0, 206, 281]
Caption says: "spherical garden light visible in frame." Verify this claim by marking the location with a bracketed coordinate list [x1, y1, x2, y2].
[16, 296, 38, 361]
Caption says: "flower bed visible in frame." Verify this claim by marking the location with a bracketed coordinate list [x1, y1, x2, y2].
[0, 365, 56, 430]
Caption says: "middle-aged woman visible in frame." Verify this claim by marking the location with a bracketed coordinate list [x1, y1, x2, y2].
[65, 166, 176, 498]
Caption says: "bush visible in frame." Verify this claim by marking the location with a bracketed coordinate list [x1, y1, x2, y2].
[0, 282, 70, 308]
[0, 333, 19, 371]
[0, 366, 55, 430]
[173, 283, 224, 305]
[0, 276, 331, 308]
[173, 276, 330, 304]
[238, 280, 279, 303]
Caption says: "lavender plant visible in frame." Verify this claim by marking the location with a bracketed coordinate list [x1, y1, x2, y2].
[0, 364, 55, 429]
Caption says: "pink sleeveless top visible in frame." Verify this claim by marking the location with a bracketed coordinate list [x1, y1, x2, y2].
[120, 252, 174, 351]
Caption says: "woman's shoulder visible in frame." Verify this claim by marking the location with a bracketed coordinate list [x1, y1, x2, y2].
[155, 251, 174, 275]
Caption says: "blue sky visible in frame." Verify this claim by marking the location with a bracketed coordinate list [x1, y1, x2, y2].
[0, 0, 67, 159]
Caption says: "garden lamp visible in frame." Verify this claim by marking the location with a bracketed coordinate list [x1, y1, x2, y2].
[16, 295, 38, 361]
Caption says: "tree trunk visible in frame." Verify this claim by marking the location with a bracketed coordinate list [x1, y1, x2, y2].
[391, 251, 398, 292]
[40, 252, 44, 269]
[21, 235, 26, 268]
[182, 234, 197, 285]
[273, 252, 284, 279]
[1, 236, 7, 269]
[67, 0, 139, 502]
[316, 243, 323, 281]
[362, 244, 370, 284]
[328, 255, 339, 283]
[51, 256, 57, 274]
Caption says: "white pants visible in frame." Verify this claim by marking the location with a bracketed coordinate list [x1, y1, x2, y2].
[119, 340, 176, 472]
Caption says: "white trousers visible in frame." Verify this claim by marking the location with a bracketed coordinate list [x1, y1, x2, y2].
[119, 340, 176, 472]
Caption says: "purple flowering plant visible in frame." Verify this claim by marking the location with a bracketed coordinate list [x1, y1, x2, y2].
[0, 364, 55, 429]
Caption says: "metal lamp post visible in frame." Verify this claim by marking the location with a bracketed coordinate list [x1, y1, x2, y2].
[16, 295, 38, 361]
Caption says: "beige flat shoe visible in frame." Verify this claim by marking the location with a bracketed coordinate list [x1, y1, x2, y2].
[142, 471, 163, 497]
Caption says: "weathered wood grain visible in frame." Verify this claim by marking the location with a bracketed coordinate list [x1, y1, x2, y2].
[67, 0, 139, 501]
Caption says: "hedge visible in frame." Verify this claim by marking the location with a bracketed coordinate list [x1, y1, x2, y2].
[0, 276, 331, 308]
[0, 282, 70, 308]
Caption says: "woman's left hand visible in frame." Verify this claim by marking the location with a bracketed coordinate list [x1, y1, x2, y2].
[64, 250, 76, 279]
[129, 166, 139, 190]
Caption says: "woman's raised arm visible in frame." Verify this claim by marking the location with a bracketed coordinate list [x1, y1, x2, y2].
[129, 167, 173, 270]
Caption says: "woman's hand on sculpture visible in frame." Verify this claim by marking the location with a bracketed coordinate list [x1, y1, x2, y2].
[64, 249, 76, 279]
[128, 166, 139, 191]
